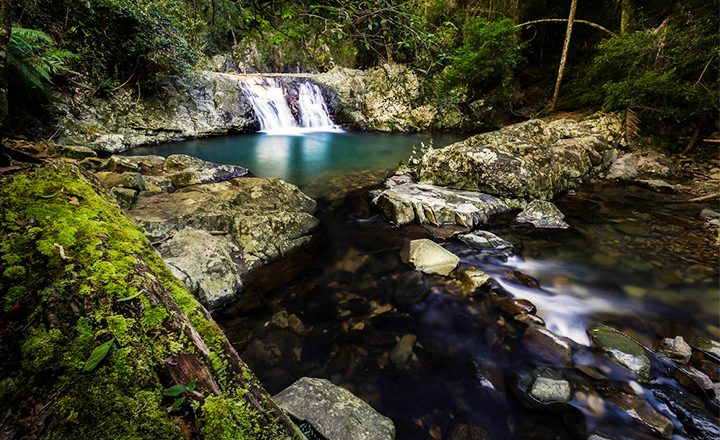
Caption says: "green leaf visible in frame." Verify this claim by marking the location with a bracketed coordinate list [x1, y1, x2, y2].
[171, 396, 186, 409]
[84, 339, 114, 372]
[187, 380, 197, 393]
[163, 384, 187, 397]
[117, 290, 143, 302]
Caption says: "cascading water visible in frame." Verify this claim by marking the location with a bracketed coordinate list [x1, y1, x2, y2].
[236, 76, 337, 133]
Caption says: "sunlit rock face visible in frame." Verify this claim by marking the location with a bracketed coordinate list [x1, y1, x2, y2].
[417, 116, 624, 200]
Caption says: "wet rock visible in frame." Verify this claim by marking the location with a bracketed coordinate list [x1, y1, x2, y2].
[287, 314, 305, 333]
[529, 372, 573, 403]
[95, 171, 148, 192]
[587, 326, 651, 380]
[417, 117, 619, 200]
[650, 384, 720, 440]
[271, 310, 290, 328]
[689, 336, 720, 359]
[449, 424, 490, 440]
[458, 268, 491, 293]
[610, 393, 673, 438]
[523, 325, 573, 365]
[157, 227, 244, 309]
[469, 357, 507, 407]
[515, 200, 570, 229]
[390, 334, 417, 365]
[164, 154, 250, 188]
[371, 182, 510, 228]
[635, 179, 675, 193]
[657, 336, 692, 364]
[514, 314, 546, 326]
[673, 365, 715, 396]
[109, 187, 138, 208]
[496, 298, 537, 316]
[503, 270, 540, 289]
[273, 377, 395, 440]
[697, 359, 720, 382]
[394, 271, 431, 307]
[400, 239, 459, 276]
[456, 231, 514, 258]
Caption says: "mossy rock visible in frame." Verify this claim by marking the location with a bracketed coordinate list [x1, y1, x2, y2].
[0, 162, 303, 439]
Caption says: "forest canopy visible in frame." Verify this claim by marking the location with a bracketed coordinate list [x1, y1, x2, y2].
[3, 0, 719, 130]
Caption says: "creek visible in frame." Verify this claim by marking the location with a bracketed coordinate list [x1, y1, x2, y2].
[126, 78, 719, 440]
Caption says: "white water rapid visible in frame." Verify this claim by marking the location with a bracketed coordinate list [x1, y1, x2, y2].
[236, 76, 338, 134]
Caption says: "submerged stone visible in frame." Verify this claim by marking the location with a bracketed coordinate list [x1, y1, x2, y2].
[587, 326, 651, 379]
[515, 200, 570, 229]
[400, 239, 459, 276]
[394, 271, 431, 306]
[529, 375, 572, 403]
[456, 231, 514, 258]
[657, 336, 692, 364]
[523, 325, 573, 365]
[449, 424, 490, 440]
[610, 393, 673, 438]
[390, 334, 417, 365]
[650, 384, 720, 440]
[273, 377, 395, 440]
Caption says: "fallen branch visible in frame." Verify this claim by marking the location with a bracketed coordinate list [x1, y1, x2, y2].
[687, 193, 720, 202]
[208, 230, 229, 235]
[53, 243, 68, 260]
[517, 19, 617, 37]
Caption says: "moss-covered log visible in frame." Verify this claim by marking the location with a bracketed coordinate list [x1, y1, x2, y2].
[0, 161, 305, 439]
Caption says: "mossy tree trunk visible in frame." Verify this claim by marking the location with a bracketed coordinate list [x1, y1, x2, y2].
[0, 162, 304, 440]
[0, 0, 11, 126]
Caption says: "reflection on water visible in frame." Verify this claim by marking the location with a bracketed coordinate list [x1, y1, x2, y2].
[127, 131, 468, 192]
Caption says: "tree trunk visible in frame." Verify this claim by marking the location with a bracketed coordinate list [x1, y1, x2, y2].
[550, 0, 578, 111]
[0, 0, 12, 126]
[620, 0, 631, 33]
[510, 0, 521, 24]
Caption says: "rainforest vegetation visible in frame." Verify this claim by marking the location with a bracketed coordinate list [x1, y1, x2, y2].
[1, 0, 718, 138]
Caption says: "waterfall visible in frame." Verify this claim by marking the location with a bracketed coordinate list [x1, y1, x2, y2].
[236, 76, 338, 133]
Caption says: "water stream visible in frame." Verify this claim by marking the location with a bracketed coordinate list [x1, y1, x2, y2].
[127, 82, 719, 439]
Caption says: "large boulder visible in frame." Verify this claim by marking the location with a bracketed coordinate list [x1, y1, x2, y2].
[371, 181, 511, 228]
[273, 377, 395, 440]
[417, 117, 622, 200]
[58, 71, 257, 153]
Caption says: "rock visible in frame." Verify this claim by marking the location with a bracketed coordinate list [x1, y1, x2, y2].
[700, 209, 720, 220]
[496, 298, 537, 316]
[529, 372, 573, 403]
[390, 334, 417, 365]
[458, 268, 491, 293]
[58, 71, 257, 153]
[503, 270, 540, 289]
[610, 393, 673, 438]
[690, 336, 720, 359]
[95, 171, 149, 192]
[456, 231, 514, 258]
[56, 144, 97, 159]
[400, 239, 460, 276]
[315, 67, 370, 125]
[587, 326, 651, 379]
[128, 177, 318, 302]
[157, 228, 245, 309]
[606, 150, 673, 180]
[650, 384, 720, 440]
[394, 271, 431, 307]
[469, 357, 507, 407]
[634, 179, 675, 193]
[673, 364, 715, 396]
[109, 187, 138, 208]
[273, 377, 395, 440]
[164, 154, 250, 188]
[271, 310, 290, 328]
[523, 325, 573, 365]
[107, 155, 163, 173]
[657, 336, 692, 364]
[417, 117, 619, 200]
[449, 425, 490, 440]
[514, 314, 546, 326]
[515, 200, 570, 229]
[371, 182, 510, 228]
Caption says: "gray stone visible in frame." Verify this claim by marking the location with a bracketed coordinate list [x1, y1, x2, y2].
[634, 179, 675, 193]
[456, 231, 514, 258]
[56, 144, 97, 159]
[606, 151, 673, 181]
[587, 326, 651, 379]
[400, 239, 459, 276]
[109, 187, 138, 208]
[273, 377, 395, 440]
[458, 268, 491, 293]
[95, 171, 149, 192]
[164, 154, 250, 188]
[390, 334, 417, 365]
[673, 364, 715, 395]
[417, 117, 620, 200]
[157, 228, 244, 310]
[700, 209, 720, 220]
[515, 200, 570, 229]
[530, 375, 573, 403]
[108, 155, 165, 173]
[657, 336, 692, 364]
[523, 325, 573, 365]
[372, 182, 510, 228]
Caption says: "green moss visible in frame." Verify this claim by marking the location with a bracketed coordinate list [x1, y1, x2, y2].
[106, 314, 135, 345]
[201, 395, 255, 440]
[141, 306, 169, 329]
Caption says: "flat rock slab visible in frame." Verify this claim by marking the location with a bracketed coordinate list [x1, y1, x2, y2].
[372, 182, 510, 228]
[588, 326, 651, 379]
[400, 239, 460, 276]
[273, 377, 395, 440]
[515, 200, 569, 229]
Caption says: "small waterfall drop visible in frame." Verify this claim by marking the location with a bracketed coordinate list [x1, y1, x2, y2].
[236, 76, 338, 133]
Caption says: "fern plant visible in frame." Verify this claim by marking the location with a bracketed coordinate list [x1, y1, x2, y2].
[8, 26, 78, 94]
